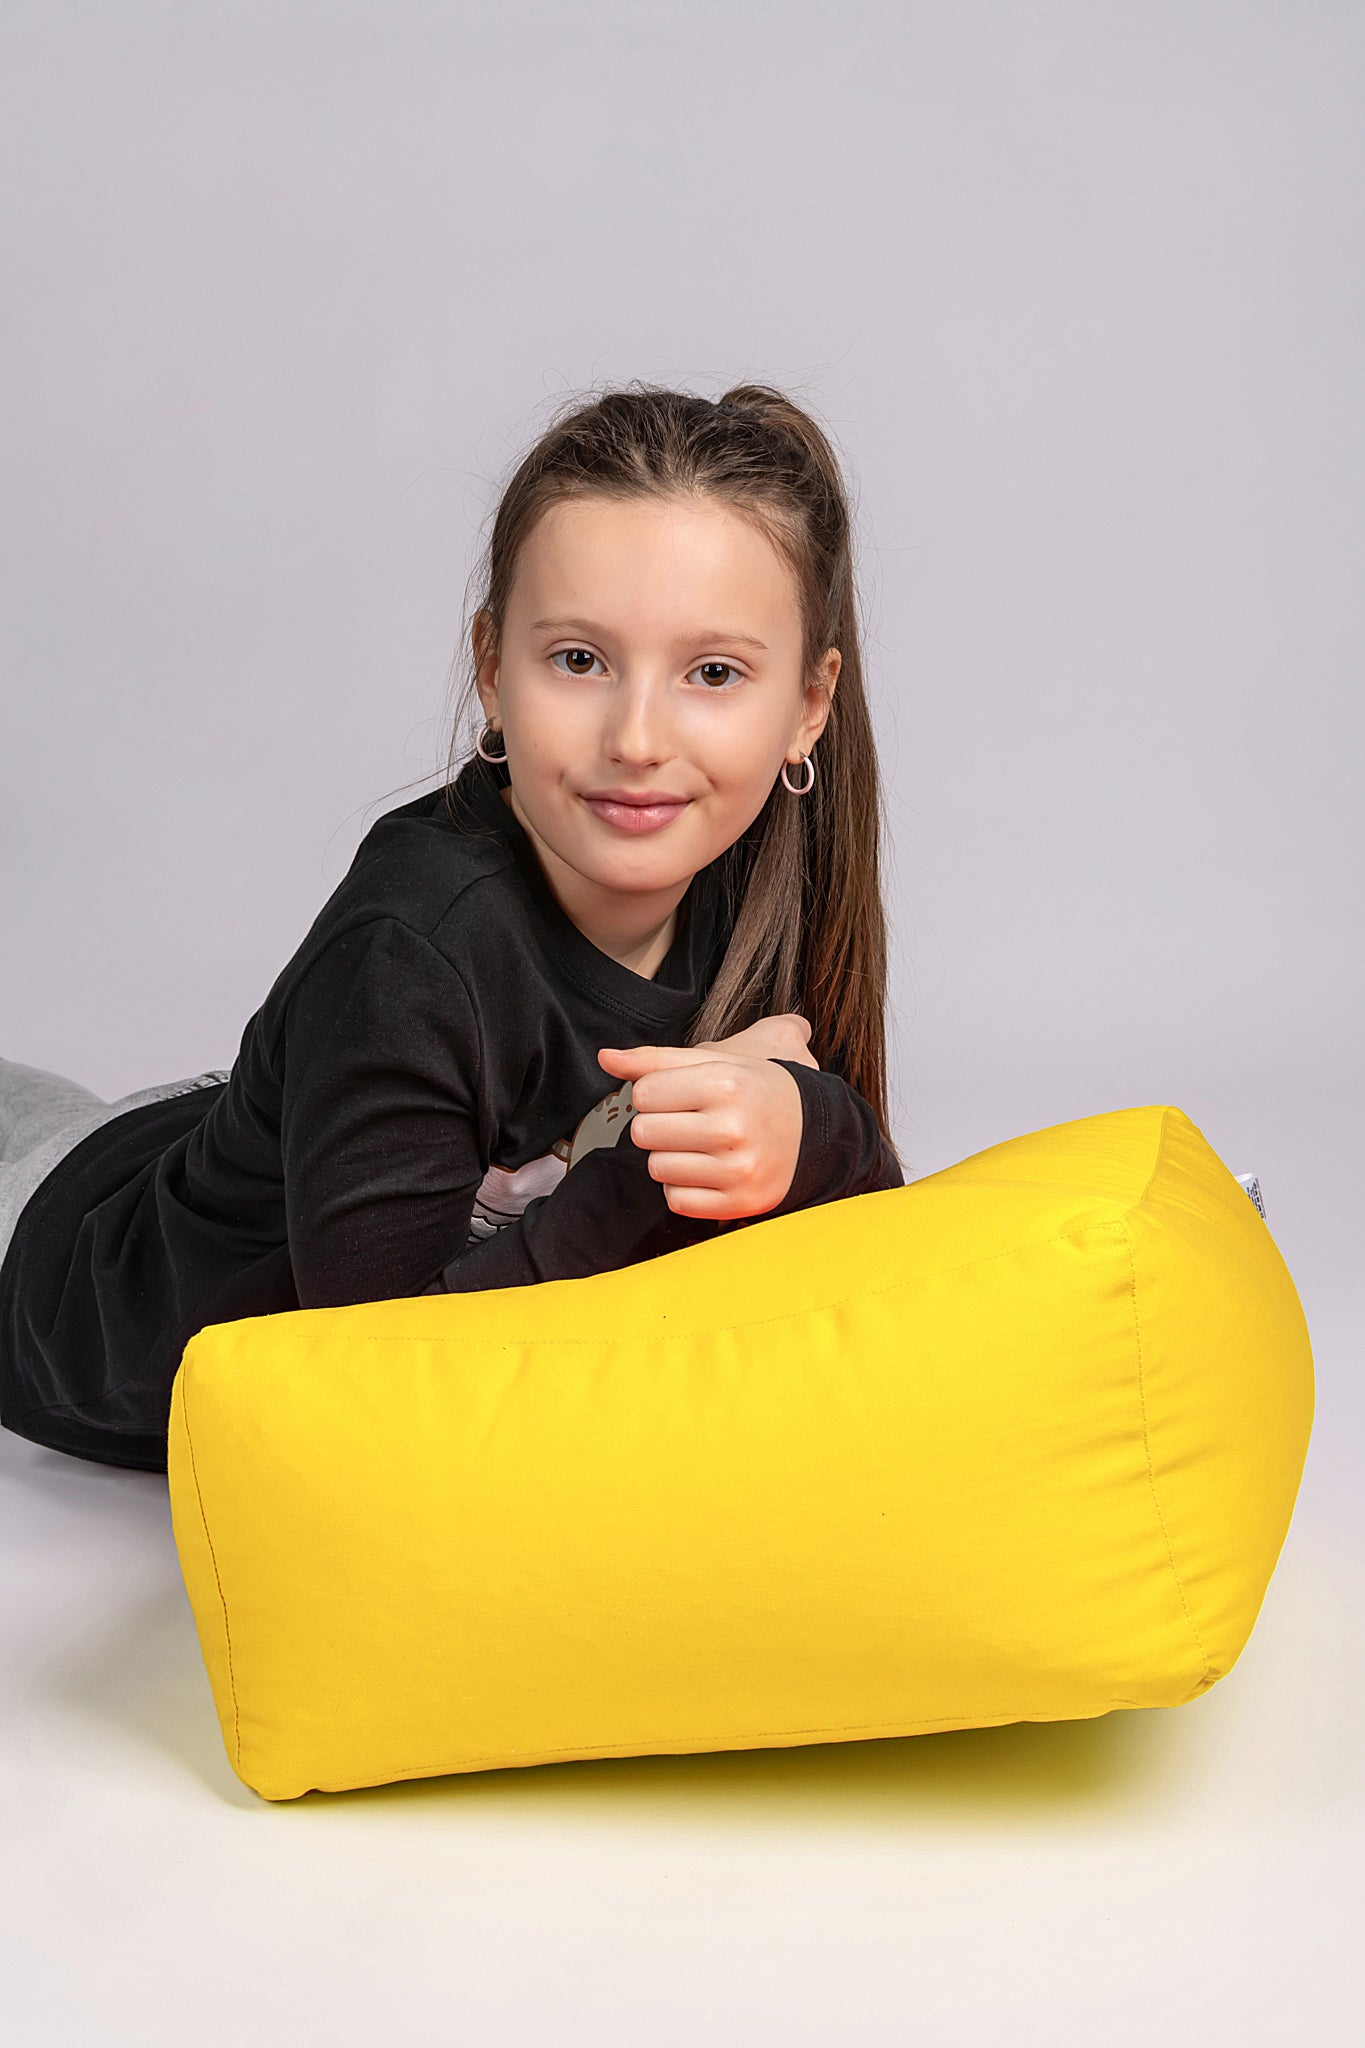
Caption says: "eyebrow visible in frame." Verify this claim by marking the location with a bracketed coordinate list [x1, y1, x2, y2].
[528, 616, 770, 654]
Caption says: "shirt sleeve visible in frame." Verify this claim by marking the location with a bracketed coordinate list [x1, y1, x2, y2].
[280, 917, 489, 1307]
[758, 1059, 905, 1213]
[428, 1055, 903, 1296]
[427, 1135, 721, 1293]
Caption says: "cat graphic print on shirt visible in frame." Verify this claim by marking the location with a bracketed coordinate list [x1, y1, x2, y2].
[464, 1078, 639, 1248]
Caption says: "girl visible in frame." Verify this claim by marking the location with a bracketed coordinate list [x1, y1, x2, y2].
[0, 382, 904, 1476]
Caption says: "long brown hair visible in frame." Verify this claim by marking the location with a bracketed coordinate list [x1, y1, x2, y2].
[439, 381, 899, 1159]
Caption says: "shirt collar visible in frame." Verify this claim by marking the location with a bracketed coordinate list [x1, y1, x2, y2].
[442, 752, 732, 1027]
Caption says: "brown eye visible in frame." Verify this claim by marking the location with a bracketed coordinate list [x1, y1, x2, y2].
[691, 661, 743, 690]
[551, 648, 603, 677]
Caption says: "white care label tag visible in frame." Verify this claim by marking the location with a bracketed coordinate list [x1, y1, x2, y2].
[1233, 1171, 1267, 1221]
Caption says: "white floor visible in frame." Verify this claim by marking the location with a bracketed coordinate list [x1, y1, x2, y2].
[2, 1417, 1360, 2047]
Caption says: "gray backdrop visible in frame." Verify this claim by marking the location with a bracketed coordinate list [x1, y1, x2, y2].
[1, 5, 1360, 2045]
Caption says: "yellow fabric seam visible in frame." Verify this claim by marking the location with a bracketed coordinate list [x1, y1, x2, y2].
[180, 1375, 245, 1774]
[1120, 1210, 1214, 1692]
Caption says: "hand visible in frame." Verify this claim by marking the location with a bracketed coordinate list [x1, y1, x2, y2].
[596, 1035, 806, 1221]
[693, 1011, 821, 1071]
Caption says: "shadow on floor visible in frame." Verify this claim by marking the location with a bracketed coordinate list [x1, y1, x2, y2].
[42, 1576, 261, 1808]
[297, 1700, 1203, 1829]
[40, 1564, 1209, 1827]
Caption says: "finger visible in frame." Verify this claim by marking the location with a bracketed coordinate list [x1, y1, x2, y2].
[660, 1182, 727, 1219]
[630, 1108, 744, 1155]
[630, 1064, 749, 1114]
[647, 1151, 732, 1192]
[598, 1044, 724, 1073]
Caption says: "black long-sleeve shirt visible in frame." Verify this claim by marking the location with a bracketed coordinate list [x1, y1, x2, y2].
[0, 752, 903, 1473]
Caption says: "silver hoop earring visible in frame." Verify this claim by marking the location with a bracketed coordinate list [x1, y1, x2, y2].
[477, 721, 508, 763]
[781, 749, 816, 795]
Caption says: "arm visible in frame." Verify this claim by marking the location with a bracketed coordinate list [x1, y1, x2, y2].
[280, 918, 488, 1307]
[428, 1057, 903, 1294]
[426, 1133, 722, 1293]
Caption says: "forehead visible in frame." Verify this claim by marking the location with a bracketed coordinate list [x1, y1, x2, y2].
[510, 494, 802, 643]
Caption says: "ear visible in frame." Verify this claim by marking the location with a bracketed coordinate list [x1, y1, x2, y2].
[798, 645, 841, 750]
[472, 609, 501, 721]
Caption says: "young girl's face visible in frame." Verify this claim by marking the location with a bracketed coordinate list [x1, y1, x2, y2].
[477, 493, 839, 902]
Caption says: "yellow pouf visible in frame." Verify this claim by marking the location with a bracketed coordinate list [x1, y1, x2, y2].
[168, 1104, 1314, 1802]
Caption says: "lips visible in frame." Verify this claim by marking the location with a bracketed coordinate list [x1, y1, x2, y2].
[582, 794, 691, 836]
[583, 790, 688, 805]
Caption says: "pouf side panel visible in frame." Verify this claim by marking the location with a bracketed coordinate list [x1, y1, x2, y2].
[1125, 1109, 1315, 1690]
[176, 1214, 1204, 1800]
[166, 1361, 245, 1786]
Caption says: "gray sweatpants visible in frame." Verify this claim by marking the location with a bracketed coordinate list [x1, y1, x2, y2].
[0, 1058, 230, 1270]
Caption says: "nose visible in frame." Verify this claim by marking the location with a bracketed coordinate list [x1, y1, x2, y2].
[601, 677, 674, 764]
